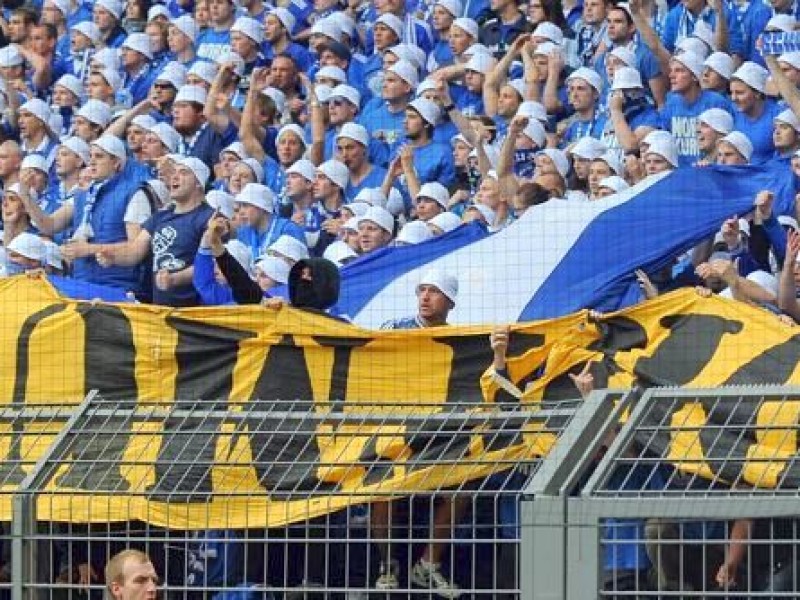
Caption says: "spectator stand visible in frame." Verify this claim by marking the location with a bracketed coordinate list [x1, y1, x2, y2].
[5, 389, 586, 599]
[522, 386, 800, 599]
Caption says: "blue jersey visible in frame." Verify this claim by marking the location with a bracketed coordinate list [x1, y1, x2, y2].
[449, 85, 484, 117]
[196, 29, 232, 62]
[411, 141, 457, 188]
[262, 42, 313, 73]
[144, 202, 215, 307]
[358, 101, 407, 156]
[660, 90, 732, 166]
[344, 165, 387, 202]
[733, 99, 781, 164]
[236, 216, 306, 258]
[562, 111, 607, 145]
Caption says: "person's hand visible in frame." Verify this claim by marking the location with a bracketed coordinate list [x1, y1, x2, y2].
[213, 92, 230, 111]
[288, 97, 306, 114]
[609, 90, 624, 113]
[388, 155, 403, 178]
[252, 66, 270, 90]
[509, 114, 528, 135]
[95, 246, 114, 268]
[547, 49, 565, 78]
[568, 361, 595, 399]
[715, 560, 737, 588]
[298, 72, 314, 97]
[778, 313, 797, 327]
[634, 269, 659, 299]
[321, 218, 341, 235]
[490, 325, 510, 368]
[709, 258, 738, 285]
[60, 239, 92, 261]
[695, 285, 713, 297]
[436, 78, 453, 107]
[77, 563, 97, 594]
[264, 296, 286, 309]
[754, 190, 774, 223]
[510, 34, 528, 55]
[787, 229, 800, 263]
[628, 0, 643, 16]
[721, 217, 740, 248]
[398, 145, 414, 170]
[448, 189, 469, 208]
[155, 269, 175, 291]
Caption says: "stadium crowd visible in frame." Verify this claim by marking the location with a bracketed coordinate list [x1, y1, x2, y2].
[1, 0, 800, 595]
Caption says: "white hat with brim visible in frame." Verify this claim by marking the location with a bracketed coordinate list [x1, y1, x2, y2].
[255, 255, 289, 284]
[318, 160, 349, 189]
[236, 183, 275, 213]
[598, 175, 629, 194]
[7, 232, 46, 263]
[286, 158, 317, 182]
[416, 182, 450, 209]
[358, 205, 394, 233]
[267, 234, 309, 262]
[698, 108, 733, 134]
[61, 136, 90, 165]
[645, 138, 679, 167]
[323, 240, 358, 266]
[731, 61, 769, 94]
[397, 220, 433, 245]
[720, 131, 753, 162]
[206, 190, 236, 219]
[417, 268, 458, 304]
[176, 156, 210, 188]
[91, 134, 127, 163]
[428, 211, 462, 233]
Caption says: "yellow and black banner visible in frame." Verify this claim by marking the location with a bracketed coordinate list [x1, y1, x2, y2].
[1, 276, 799, 528]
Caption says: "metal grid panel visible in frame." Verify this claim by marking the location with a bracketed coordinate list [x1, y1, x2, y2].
[14, 393, 584, 599]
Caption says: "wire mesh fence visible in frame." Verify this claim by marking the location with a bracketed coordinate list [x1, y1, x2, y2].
[4, 390, 584, 600]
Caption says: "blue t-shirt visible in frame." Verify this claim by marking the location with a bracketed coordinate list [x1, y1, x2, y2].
[323, 128, 390, 168]
[144, 202, 215, 307]
[660, 90, 732, 166]
[412, 141, 457, 188]
[449, 84, 484, 117]
[562, 111, 607, 146]
[236, 216, 306, 259]
[344, 164, 388, 202]
[196, 29, 232, 62]
[358, 101, 408, 156]
[662, 4, 745, 57]
[733, 99, 782, 164]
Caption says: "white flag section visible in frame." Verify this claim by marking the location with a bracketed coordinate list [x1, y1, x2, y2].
[335, 165, 794, 327]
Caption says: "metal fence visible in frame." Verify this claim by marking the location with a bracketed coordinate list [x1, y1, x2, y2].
[1, 389, 588, 600]
[522, 386, 800, 600]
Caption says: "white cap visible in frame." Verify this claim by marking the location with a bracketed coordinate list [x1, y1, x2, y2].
[428, 211, 462, 233]
[147, 4, 170, 21]
[532, 41, 557, 57]
[416, 79, 438, 98]
[232, 16, 264, 44]
[642, 130, 675, 147]
[451, 17, 479, 39]
[317, 160, 349, 190]
[122, 32, 153, 60]
[20, 98, 51, 126]
[408, 98, 441, 126]
[330, 11, 356, 40]
[397, 220, 433, 245]
[767, 14, 796, 31]
[611, 66, 643, 90]
[532, 22, 563, 44]
[720, 131, 753, 162]
[267, 234, 309, 262]
[540, 148, 569, 178]
[359, 205, 394, 233]
[236, 182, 275, 213]
[42, 239, 63, 270]
[155, 63, 187, 89]
[46, 0, 71, 16]
[61, 136, 90, 164]
[221, 141, 247, 160]
[95, 0, 123, 19]
[76, 99, 112, 128]
[418, 269, 458, 304]
[464, 43, 492, 57]
[7, 232, 46, 263]
[171, 15, 198, 43]
[318, 84, 336, 105]
[98, 67, 121, 92]
[21, 154, 47, 173]
[217, 51, 245, 77]
[672, 51, 704, 81]
[704, 52, 734, 80]
[225, 239, 253, 276]
[570, 136, 608, 159]
[566, 67, 603, 93]
[329, 84, 360, 108]
[240, 157, 264, 183]
[375, 13, 404, 40]
[310, 16, 342, 42]
[174, 84, 208, 105]
[388, 59, 419, 87]
[337, 122, 369, 147]
[691, 21, 715, 52]
[269, 8, 296, 34]
[523, 119, 547, 147]
[175, 156, 210, 187]
[598, 175, 629, 194]
[698, 107, 733, 134]
[731, 61, 769, 94]
[54, 74, 83, 100]
[645, 138, 679, 167]
[261, 86, 286, 115]
[150, 122, 181, 152]
[465, 52, 496, 75]
[276, 123, 307, 147]
[435, 0, 463, 16]
[467, 202, 496, 225]
[779, 215, 800, 231]
[316, 65, 347, 85]
[322, 240, 358, 266]
[355, 187, 388, 208]
[206, 190, 236, 219]
[416, 182, 450, 208]
[342, 214, 363, 231]
[775, 108, 800, 132]
[595, 151, 622, 175]
[92, 48, 120, 72]
[188, 60, 217, 84]
[677, 36, 711, 59]
[286, 158, 316, 182]
[517, 101, 548, 124]
[778, 51, 800, 70]
[74, 21, 102, 46]
[610, 46, 636, 67]
[255, 255, 289, 284]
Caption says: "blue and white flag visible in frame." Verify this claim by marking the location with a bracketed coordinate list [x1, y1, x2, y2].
[335, 165, 795, 327]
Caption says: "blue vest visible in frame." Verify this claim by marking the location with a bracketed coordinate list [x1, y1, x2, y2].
[70, 170, 144, 291]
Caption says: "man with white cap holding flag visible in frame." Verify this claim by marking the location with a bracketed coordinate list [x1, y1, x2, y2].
[96, 156, 216, 306]
[372, 268, 464, 597]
